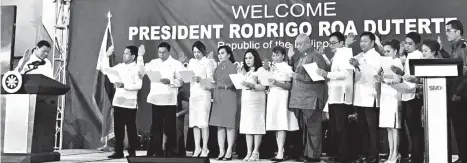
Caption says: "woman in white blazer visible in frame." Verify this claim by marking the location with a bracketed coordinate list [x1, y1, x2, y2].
[375, 39, 403, 163]
[188, 41, 216, 157]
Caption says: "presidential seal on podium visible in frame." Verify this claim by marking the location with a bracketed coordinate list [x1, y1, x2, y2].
[2, 71, 22, 93]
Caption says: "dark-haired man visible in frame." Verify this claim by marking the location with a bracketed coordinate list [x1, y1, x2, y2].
[15, 40, 53, 78]
[349, 32, 381, 163]
[102, 45, 143, 158]
[315, 31, 355, 162]
[392, 32, 425, 163]
[143, 42, 184, 157]
[441, 19, 467, 163]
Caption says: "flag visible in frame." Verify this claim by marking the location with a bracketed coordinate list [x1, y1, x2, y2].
[92, 16, 116, 144]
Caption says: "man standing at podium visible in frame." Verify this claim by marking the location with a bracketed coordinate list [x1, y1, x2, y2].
[441, 19, 467, 163]
[14, 40, 53, 78]
[102, 45, 143, 158]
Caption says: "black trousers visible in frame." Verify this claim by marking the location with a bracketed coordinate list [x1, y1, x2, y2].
[328, 104, 353, 160]
[114, 107, 138, 154]
[449, 97, 467, 161]
[355, 105, 379, 160]
[399, 115, 410, 158]
[402, 98, 424, 163]
[147, 105, 177, 156]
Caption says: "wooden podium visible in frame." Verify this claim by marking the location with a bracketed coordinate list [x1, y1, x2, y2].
[1, 73, 70, 163]
[409, 59, 464, 163]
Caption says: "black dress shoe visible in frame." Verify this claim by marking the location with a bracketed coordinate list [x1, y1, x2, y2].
[216, 153, 225, 160]
[400, 156, 410, 163]
[223, 157, 232, 161]
[307, 158, 322, 162]
[108, 152, 124, 159]
[295, 156, 308, 162]
[127, 152, 136, 157]
[271, 157, 285, 162]
[366, 158, 379, 163]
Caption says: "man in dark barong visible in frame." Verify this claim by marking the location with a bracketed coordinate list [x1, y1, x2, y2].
[287, 34, 327, 162]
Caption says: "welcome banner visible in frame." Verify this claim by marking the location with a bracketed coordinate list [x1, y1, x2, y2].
[66, 0, 467, 149]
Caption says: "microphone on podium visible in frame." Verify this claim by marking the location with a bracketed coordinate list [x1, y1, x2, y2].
[25, 60, 46, 74]
[27, 60, 46, 67]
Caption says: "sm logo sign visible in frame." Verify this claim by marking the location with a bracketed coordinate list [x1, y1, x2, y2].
[429, 85, 443, 91]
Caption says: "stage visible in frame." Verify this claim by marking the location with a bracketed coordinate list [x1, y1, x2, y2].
[47, 149, 321, 163]
[43, 149, 459, 163]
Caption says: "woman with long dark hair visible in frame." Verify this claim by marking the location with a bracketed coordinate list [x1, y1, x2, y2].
[209, 46, 238, 161]
[238, 49, 267, 161]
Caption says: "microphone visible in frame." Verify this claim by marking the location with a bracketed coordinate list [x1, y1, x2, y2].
[28, 60, 45, 66]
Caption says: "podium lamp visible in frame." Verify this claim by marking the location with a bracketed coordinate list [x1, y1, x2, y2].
[1, 72, 70, 163]
[409, 59, 464, 163]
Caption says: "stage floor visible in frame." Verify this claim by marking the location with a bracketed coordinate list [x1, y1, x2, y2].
[47, 149, 319, 163]
[45, 149, 459, 163]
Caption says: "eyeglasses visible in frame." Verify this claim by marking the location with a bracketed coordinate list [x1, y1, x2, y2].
[329, 41, 339, 45]
[446, 29, 458, 33]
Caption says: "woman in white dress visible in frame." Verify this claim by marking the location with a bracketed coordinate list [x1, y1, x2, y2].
[188, 41, 215, 157]
[239, 49, 267, 161]
[375, 39, 403, 163]
[265, 46, 299, 161]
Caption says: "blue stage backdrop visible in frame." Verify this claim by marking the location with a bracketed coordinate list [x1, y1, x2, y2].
[66, 0, 466, 149]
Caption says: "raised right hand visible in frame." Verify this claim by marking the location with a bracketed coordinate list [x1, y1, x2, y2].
[207, 51, 214, 59]
[345, 33, 356, 47]
[138, 45, 145, 56]
[438, 36, 443, 48]
[287, 46, 295, 59]
[106, 45, 114, 57]
[178, 52, 187, 63]
[22, 48, 33, 62]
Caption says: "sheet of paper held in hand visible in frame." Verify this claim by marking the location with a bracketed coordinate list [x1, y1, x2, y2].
[102, 68, 122, 83]
[380, 57, 394, 74]
[146, 70, 162, 83]
[303, 62, 325, 81]
[257, 71, 273, 86]
[179, 70, 195, 83]
[229, 74, 247, 89]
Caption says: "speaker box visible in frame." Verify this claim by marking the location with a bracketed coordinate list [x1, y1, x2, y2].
[127, 156, 210, 163]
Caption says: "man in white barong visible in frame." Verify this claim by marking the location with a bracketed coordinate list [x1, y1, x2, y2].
[143, 42, 184, 157]
[316, 31, 355, 163]
[348, 32, 382, 163]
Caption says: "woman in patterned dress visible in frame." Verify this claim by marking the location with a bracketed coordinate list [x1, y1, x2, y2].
[188, 41, 215, 157]
[239, 49, 267, 161]
[209, 45, 238, 161]
[265, 46, 299, 161]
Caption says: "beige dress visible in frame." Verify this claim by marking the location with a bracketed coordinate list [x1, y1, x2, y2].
[188, 57, 215, 128]
[266, 62, 299, 131]
[239, 67, 267, 134]
[379, 57, 403, 128]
